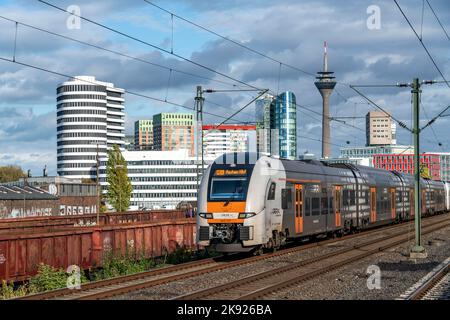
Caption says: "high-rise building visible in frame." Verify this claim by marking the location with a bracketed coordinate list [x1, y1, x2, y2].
[202, 124, 257, 159]
[366, 111, 394, 146]
[152, 113, 194, 155]
[134, 120, 153, 150]
[275, 91, 297, 160]
[255, 94, 276, 155]
[57, 76, 125, 180]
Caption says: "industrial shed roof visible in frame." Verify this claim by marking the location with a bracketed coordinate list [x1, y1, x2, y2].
[0, 185, 58, 200]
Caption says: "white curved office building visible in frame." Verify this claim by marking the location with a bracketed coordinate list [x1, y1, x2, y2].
[57, 76, 125, 180]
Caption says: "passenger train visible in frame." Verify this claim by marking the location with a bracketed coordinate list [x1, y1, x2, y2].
[197, 153, 450, 253]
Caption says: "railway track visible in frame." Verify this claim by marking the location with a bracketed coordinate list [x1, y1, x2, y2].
[16, 214, 450, 300]
[400, 257, 450, 300]
[174, 216, 450, 300]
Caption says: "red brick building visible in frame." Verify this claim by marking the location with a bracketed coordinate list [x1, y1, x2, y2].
[373, 153, 441, 180]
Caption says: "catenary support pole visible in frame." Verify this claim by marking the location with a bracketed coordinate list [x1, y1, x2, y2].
[410, 78, 427, 259]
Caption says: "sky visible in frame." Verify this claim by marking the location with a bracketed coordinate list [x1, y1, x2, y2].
[0, 0, 449, 176]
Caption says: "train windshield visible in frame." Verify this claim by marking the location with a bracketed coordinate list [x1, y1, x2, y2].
[210, 177, 249, 201]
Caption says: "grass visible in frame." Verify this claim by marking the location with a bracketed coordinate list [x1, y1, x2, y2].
[0, 245, 218, 299]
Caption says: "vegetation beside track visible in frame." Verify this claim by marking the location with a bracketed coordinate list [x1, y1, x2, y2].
[0, 246, 217, 299]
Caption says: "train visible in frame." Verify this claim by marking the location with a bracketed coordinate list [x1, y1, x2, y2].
[197, 152, 450, 253]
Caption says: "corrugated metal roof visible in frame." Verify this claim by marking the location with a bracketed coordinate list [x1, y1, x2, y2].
[0, 185, 58, 200]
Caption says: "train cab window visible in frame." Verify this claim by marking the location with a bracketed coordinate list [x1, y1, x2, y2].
[210, 177, 249, 201]
[267, 182, 276, 200]
[312, 198, 320, 216]
[281, 188, 292, 209]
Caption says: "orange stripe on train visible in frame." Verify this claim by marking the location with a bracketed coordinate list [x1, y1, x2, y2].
[207, 201, 246, 213]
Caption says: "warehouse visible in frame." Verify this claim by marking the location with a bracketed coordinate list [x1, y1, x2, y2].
[0, 185, 59, 219]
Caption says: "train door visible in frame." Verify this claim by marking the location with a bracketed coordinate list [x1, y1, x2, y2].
[390, 188, 396, 220]
[294, 184, 303, 234]
[370, 187, 376, 223]
[334, 186, 342, 228]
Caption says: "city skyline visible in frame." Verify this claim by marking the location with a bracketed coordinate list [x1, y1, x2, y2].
[0, 0, 449, 175]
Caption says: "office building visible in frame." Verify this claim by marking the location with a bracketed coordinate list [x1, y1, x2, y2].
[255, 94, 276, 155]
[99, 149, 214, 210]
[134, 119, 153, 150]
[202, 124, 257, 159]
[275, 91, 297, 160]
[339, 144, 413, 167]
[56, 76, 125, 180]
[373, 152, 450, 181]
[366, 111, 395, 146]
[152, 113, 194, 156]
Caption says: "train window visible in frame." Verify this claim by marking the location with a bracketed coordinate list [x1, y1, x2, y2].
[330, 197, 334, 213]
[267, 182, 276, 200]
[281, 189, 292, 209]
[364, 191, 369, 205]
[305, 197, 311, 216]
[321, 197, 328, 215]
[349, 190, 356, 206]
[312, 198, 320, 216]
[343, 190, 350, 206]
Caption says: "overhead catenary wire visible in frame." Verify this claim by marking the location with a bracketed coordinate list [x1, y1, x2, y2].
[0, 15, 245, 89]
[393, 0, 450, 92]
[350, 85, 412, 132]
[37, 0, 262, 91]
[1, 14, 366, 140]
[42, 0, 365, 137]
[425, 0, 450, 41]
[143, 0, 371, 110]
[36, 0, 369, 137]
[0, 56, 254, 125]
[419, 93, 443, 149]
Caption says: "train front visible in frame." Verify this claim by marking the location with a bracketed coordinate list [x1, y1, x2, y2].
[196, 153, 266, 253]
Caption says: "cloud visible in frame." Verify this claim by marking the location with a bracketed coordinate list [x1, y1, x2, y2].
[0, 0, 449, 169]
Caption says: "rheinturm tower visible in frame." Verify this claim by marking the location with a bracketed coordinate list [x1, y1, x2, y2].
[314, 41, 336, 159]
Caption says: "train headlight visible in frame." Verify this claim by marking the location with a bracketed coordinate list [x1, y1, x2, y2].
[198, 213, 213, 219]
[238, 212, 256, 219]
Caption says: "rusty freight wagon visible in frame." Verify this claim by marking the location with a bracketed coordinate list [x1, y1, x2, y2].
[0, 216, 196, 283]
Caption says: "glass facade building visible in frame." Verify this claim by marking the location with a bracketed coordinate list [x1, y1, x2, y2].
[255, 94, 275, 155]
[275, 91, 297, 160]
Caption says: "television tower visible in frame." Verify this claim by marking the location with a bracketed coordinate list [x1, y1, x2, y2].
[314, 41, 336, 159]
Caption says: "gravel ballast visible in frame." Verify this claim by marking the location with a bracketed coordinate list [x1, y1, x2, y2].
[112, 216, 450, 300]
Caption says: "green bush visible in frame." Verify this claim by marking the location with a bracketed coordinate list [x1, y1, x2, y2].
[29, 263, 88, 292]
[163, 246, 195, 265]
[91, 249, 156, 281]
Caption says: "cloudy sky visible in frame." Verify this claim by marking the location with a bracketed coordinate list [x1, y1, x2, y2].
[0, 0, 449, 175]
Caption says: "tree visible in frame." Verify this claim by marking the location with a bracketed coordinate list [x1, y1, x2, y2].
[105, 145, 132, 212]
[0, 165, 26, 183]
